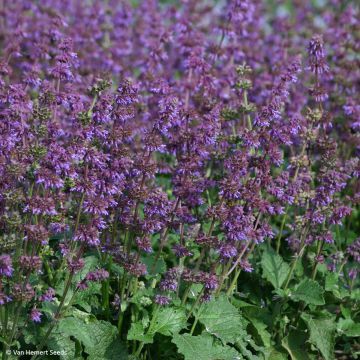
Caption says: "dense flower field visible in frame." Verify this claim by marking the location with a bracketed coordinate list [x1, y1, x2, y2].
[0, 0, 359, 359]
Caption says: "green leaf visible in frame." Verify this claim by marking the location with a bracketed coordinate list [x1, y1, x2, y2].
[263, 348, 288, 360]
[172, 333, 241, 360]
[47, 332, 76, 360]
[337, 318, 360, 337]
[58, 317, 91, 347]
[58, 317, 128, 360]
[247, 317, 271, 347]
[241, 305, 272, 347]
[128, 307, 187, 344]
[325, 273, 339, 292]
[84, 321, 128, 360]
[281, 330, 310, 360]
[325, 272, 350, 299]
[261, 247, 290, 288]
[291, 279, 325, 305]
[127, 322, 153, 344]
[198, 295, 247, 344]
[150, 307, 187, 337]
[301, 314, 336, 360]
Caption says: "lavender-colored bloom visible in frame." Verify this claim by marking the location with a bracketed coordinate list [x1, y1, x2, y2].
[154, 295, 171, 306]
[0, 255, 13, 277]
[203, 273, 218, 290]
[39, 288, 56, 302]
[24, 196, 57, 216]
[85, 269, 109, 282]
[116, 80, 138, 106]
[0, 292, 12, 305]
[67, 258, 85, 273]
[240, 259, 253, 273]
[30, 308, 42, 323]
[111, 294, 121, 310]
[12, 283, 35, 302]
[218, 244, 237, 258]
[136, 237, 153, 253]
[160, 268, 179, 292]
[19, 256, 42, 272]
[172, 245, 193, 258]
[347, 238, 360, 262]
[349, 269, 358, 281]
[307, 35, 329, 75]
[74, 225, 100, 246]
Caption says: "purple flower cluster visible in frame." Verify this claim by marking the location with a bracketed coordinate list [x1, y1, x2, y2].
[0, 1, 358, 350]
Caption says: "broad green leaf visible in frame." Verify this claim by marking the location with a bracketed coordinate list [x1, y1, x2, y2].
[301, 314, 336, 360]
[236, 335, 262, 359]
[240, 305, 272, 346]
[291, 279, 325, 305]
[337, 318, 360, 337]
[247, 317, 271, 347]
[325, 272, 350, 299]
[261, 247, 290, 288]
[172, 333, 241, 360]
[150, 307, 187, 337]
[47, 332, 76, 360]
[198, 295, 247, 344]
[83, 321, 128, 360]
[128, 307, 187, 344]
[263, 348, 288, 360]
[58, 317, 128, 360]
[127, 322, 153, 344]
[281, 330, 310, 360]
[325, 273, 339, 292]
[58, 317, 92, 347]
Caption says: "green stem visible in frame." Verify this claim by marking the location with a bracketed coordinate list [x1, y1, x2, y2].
[186, 286, 204, 321]
[215, 261, 232, 296]
[135, 305, 160, 357]
[276, 206, 289, 254]
[31, 273, 74, 360]
[190, 304, 203, 335]
[283, 244, 306, 291]
[243, 90, 252, 130]
[226, 268, 241, 296]
[311, 240, 324, 280]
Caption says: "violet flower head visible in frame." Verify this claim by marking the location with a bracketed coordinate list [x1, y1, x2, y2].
[0, 292, 11, 305]
[307, 34, 329, 102]
[85, 269, 109, 282]
[116, 80, 138, 106]
[19, 256, 42, 272]
[12, 283, 35, 302]
[0, 255, 13, 277]
[39, 288, 56, 302]
[347, 238, 360, 262]
[218, 244, 237, 259]
[24, 225, 49, 246]
[349, 269, 358, 281]
[155, 295, 171, 306]
[67, 258, 85, 273]
[30, 308, 42, 323]
[160, 268, 179, 292]
[74, 225, 100, 246]
[136, 237, 153, 253]
[172, 244, 193, 258]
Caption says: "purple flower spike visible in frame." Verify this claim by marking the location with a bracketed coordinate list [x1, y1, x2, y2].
[30, 308, 42, 323]
[0, 255, 13, 277]
[155, 295, 171, 306]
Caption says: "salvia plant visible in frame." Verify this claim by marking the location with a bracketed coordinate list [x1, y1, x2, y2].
[0, 0, 359, 359]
